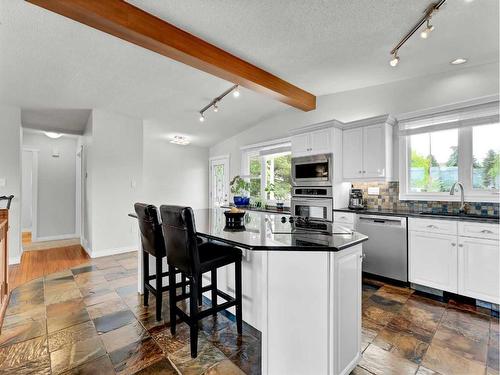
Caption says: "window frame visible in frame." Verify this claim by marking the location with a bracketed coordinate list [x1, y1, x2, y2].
[399, 120, 499, 203]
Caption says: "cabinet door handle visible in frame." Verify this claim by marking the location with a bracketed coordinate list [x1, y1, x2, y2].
[427, 224, 438, 229]
[458, 244, 463, 247]
[481, 229, 493, 234]
[358, 170, 362, 174]
[360, 253, 366, 260]
[362, 171, 366, 174]
[451, 243, 456, 246]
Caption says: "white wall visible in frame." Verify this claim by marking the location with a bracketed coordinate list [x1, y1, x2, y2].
[142, 120, 209, 209]
[0, 106, 22, 264]
[83, 109, 143, 257]
[210, 62, 500, 180]
[23, 132, 78, 240]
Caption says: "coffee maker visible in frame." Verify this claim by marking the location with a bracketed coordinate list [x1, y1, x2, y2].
[348, 187, 365, 210]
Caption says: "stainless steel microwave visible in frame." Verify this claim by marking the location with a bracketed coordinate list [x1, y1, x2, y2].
[291, 153, 333, 186]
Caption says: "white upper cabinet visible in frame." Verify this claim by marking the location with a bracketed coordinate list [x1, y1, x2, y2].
[342, 128, 363, 179]
[291, 128, 333, 157]
[342, 115, 394, 181]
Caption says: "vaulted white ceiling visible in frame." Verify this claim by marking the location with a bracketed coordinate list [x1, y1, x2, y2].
[0, 0, 498, 146]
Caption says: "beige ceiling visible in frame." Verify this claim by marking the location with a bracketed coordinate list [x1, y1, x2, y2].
[0, 0, 498, 146]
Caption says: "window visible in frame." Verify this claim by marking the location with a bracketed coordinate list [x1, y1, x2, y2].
[242, 142, 292, 206]
[472, 123, 500, 190]
[409, 129, 458, 193]
[399, 99, 499, 202]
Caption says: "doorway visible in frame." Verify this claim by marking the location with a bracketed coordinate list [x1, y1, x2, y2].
[21, 149, 38, 246]
[209, 156, 230, 208]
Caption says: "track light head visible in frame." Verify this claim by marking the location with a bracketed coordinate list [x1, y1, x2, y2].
[420, 19, 434, 39]
[233, 86, 240, 98]
[199, 113, 205, 122]
[389, 52, 400, 67]
[213, 102, 219, 112]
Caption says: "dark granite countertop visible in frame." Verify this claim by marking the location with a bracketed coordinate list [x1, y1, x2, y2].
[195, 209, 367, 251]
[221, 205, 291, 214]
[130, 209, 368, 251]
[334, 207, 499, 224]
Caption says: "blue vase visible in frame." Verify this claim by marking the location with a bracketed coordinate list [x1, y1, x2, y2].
[233, 196, 249, 207]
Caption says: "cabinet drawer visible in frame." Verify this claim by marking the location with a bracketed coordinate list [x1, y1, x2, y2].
[334, 212, 355, 224]
[408, 218, 457, 235]
[458, 221, 499, 240]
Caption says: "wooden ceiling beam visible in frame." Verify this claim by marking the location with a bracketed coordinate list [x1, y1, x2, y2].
[26, 0, 316, 111]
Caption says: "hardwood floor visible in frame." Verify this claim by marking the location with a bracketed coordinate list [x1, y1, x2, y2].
[21, 231, 31, 246]
[8, 245, 90, 290]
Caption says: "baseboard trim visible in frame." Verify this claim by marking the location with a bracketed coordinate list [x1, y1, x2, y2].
[90, 246, 136, 259]
[9, 256, 21, 265]
[33, 233, 79, 242]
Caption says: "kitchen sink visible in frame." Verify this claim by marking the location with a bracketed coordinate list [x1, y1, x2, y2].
[418, 212, 494, 219]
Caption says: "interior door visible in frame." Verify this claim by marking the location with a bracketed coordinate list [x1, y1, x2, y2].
[342, 128, 363, 179]
[209, 157, 229, 208]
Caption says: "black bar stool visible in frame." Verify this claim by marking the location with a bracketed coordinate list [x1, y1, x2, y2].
[134, 203, 188, 321]
[160, 205, 243, 358]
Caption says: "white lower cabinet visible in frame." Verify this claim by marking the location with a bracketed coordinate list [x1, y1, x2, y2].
[458, 237, 500, 304]
[409, 218, 499, 304]
[409, 230, 458, 293]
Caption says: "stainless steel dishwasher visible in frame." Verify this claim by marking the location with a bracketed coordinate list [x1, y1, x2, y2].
[355, 215, 408, 282]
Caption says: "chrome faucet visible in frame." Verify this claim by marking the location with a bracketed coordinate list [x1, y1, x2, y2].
[449, 182, 466, 214]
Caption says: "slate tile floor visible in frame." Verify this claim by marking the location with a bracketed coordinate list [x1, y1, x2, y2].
[0, 251, 498, 375]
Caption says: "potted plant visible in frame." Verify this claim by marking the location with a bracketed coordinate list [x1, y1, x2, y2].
[230, 176, 250, 207]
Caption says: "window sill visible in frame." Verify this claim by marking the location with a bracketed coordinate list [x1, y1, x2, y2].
[399, 193, 499, 203]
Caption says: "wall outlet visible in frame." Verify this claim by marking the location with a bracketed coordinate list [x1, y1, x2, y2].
[368, 187, 380, 195]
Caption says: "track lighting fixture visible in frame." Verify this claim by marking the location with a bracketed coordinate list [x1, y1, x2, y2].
[420, 19, 434, 39]
[389, 0, 446, 67]
[198, 84, 240, 122]
[389, 51, 400, 67]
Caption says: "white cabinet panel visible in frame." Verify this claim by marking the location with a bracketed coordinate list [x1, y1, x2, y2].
[342, 128, 363, 179]
[310, 128, 332, 155]
[408, 218, 458, 235]
[362, 125, 384, 178]
[409, 231, 458, 293]
[334, 211, 355, 224]
[458, 237, 500, 304]
[291, 133, 311, 157]
[458, 221, 499, 240]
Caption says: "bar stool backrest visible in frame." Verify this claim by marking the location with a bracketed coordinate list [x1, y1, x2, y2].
[160, 205, 200, 277]
[134, 203, 166, 258]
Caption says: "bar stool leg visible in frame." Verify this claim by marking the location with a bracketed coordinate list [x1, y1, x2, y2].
[211, 269, 217, 315]
[182, 274, 187, 296]
[168, 264, 177, 335]
[190, 276, 199, 358]
[235, 260, 243, 334]
[143, 251, 149, 307]
[155, 256, 162, 321]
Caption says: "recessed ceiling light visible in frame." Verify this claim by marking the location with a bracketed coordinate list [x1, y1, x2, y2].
[45, 132, 63, 139]
[170, 135, 190, 145]
[450, 58, 467, 65]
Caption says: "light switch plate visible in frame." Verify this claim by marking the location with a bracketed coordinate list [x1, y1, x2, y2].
[368, 187, 380, 195]
[0, 178, 5, 188]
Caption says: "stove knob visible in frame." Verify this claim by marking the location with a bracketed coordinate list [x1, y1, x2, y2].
[289, 217, 294, 223]
[281, 216, 287, 223]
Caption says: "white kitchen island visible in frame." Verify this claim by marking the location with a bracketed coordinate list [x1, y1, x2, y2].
[133, 208, 368, 375]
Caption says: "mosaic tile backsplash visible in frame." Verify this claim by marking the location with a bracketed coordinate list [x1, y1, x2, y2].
[352, 181, 499, 217]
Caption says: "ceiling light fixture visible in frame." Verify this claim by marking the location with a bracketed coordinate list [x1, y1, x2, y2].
[45, 131, 63, 139]
[390, 51, 400, 67]
[170, 135, 190, 145]
[198, 84, 239, 122]
[450, 57, 467, 65]
[420, 19, 435, 39]
[389, 0, 447, 66]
